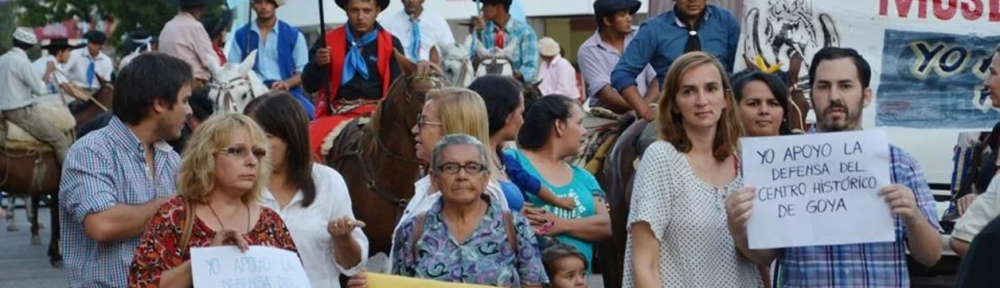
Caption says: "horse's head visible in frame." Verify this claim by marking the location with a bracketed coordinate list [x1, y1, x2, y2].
[474, 37, 518, 78]
[440, 42, 475, 87]
[207, 50, 269, 114]
[522, 79, 544, 110]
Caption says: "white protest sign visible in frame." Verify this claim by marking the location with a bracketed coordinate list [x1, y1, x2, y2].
[191, 246, 311, 288]
[742, 130, 895, 249]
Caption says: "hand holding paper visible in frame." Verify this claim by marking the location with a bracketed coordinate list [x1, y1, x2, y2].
[210, 228, 249, 252]
[725, 186, 757, 234]
[878, 185, 919, 222]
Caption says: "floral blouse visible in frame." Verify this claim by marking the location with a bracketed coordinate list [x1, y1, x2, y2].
[391, 198, 547, 287]
[128, 196, 298, 287]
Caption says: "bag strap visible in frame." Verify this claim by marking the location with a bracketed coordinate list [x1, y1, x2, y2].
[410, 213, 428, 261]
[179, 197, 196, 251]
[503, 211, 517, 257]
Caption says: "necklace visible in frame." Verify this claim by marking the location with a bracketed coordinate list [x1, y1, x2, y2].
[491, 152, 508, 177]
[208, 202, 251, 233]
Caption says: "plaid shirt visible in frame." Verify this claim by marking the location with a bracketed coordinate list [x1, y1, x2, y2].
[776, 144, 942, 288]
[60, 117, 179, 288]
[474, 17, 539, 82]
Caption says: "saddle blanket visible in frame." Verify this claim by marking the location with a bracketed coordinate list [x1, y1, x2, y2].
[3, 94, 75, 151]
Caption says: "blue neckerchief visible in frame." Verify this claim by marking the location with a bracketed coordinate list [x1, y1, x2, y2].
[86, 60, 96, 87]
[409, 18, 421, 61]
[343, 24, 379, 85]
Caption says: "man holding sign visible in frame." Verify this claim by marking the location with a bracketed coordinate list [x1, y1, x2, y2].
[725, 47, 942, 287]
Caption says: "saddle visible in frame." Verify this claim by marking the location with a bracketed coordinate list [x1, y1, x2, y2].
[0, 95, 76, 152]
[575, 107, 627, 174]
[324, 117, 371, 165]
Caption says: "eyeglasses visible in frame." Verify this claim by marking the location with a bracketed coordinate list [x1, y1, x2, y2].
[218, 146, 267, 159]
[417, 113, 441, 130]
[435, 162, 487, 175]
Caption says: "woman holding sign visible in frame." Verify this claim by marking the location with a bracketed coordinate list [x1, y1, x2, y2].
[128, 113, 298, 288]
[244, 93, 368, 288]
[623, 52, 762, 288]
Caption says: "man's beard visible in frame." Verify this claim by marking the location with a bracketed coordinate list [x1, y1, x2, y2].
[818, 100, 861, 132]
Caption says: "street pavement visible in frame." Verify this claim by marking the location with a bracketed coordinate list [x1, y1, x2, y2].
[0, 206, 65, 288]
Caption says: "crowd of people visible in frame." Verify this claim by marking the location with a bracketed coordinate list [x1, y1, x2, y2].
[2, 0, 1000, 287]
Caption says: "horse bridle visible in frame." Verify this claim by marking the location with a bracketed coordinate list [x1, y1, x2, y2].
[454, 58, 471, 86]
[329, 75, 444, 211]
[209, 75, 257, 113]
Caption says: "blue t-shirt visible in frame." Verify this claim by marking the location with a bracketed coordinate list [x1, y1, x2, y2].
[505, 149, 604, 272]
[502, 151, 542, 196]
[499, 180, 525, 211]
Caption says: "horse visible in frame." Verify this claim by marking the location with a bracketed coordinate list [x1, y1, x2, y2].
[206, 50, 269, 114]
[0, 81, 113, 268]
[323, 59, 443, 258]
[441, 36, 543, 109]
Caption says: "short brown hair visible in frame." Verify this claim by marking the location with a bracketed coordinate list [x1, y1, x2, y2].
[657, 52, 743, 162]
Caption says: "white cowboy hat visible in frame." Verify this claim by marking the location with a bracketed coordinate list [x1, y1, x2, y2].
[538, 37, 560, 57]
[13, 27, 38, 46]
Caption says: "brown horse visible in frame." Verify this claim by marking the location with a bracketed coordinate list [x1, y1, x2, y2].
[597, 58, 811, 286]
[325, 64, 445, 257]
[1, 83, 113, 268]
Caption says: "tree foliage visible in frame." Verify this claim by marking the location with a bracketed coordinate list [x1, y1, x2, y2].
[16, 0, 226, 54]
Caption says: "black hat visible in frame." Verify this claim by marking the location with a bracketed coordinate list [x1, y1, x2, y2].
[593, 0, 642, 15]
[479, 0, 512, 7]
[172, 0, 221, 8]
[41, 37, 84, 50]
[83, 31, 107, 45]
[335, 0, 389, 11]
[200, 10, 234, 40]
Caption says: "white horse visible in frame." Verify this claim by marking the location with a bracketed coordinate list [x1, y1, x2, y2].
[441, 36, 519, 87]
[206, 50, 269, 114]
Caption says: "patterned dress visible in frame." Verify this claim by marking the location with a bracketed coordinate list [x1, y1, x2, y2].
[128, 197, 298, 287]
[391, 198, 547, 287]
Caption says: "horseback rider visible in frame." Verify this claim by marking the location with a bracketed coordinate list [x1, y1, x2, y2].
[159, 0, 220, 90]
[230, 0, 315, 118]
[578, 0, 658, 114]
[64, 31, 113, 94]
[471, 0, 538, 83]
[201, 9, 234, 65]
[0, 28, 73, 164]
[608, 0, 740, 156]
[302, 0, 406, 159]
[32, 37, 82, 95]
[118, 30, 157, 70]
[381, 0, 456, 64]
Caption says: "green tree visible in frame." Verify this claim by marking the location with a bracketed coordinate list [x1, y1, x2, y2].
[16, 0, 226, 54]
[0, 1, 15, 54]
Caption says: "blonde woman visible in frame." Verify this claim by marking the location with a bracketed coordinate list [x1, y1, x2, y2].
[128, 113, 298, 288]
[625, 52, 761, 288]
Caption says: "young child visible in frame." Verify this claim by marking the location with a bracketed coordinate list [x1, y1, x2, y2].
[502, 151, 577, 210]
[542, 241, 589, 288]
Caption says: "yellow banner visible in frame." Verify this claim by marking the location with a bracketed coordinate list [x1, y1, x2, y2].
[367, 273, 498, 288]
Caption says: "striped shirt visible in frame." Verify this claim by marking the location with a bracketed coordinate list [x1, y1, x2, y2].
[60, 117, 179, 288]
[776, 144, 942, 288]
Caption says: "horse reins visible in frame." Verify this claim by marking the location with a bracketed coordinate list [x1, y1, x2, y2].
[210, 75, 256, 113]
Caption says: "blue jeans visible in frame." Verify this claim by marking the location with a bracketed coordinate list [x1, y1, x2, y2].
[264, 80, 316, 119]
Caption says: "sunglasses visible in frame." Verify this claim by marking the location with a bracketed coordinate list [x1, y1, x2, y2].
[417, 113, 442, 129]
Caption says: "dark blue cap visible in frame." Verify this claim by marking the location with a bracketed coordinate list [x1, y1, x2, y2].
[593, 0, 642, 15]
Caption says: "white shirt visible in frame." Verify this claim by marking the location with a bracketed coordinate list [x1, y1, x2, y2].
[118, 51, 140, 71]
[64, 48, 113, 89]
[953, 174, 1000, 243]
[385, 176, 508, 271]
[260, 164, 369, 288]
[0, 48, 47, 111]
[381, 10, 455, 62]
[31, 55, 69, 94]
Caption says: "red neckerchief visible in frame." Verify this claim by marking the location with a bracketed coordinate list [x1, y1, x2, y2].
[494, 27, 505, 49]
